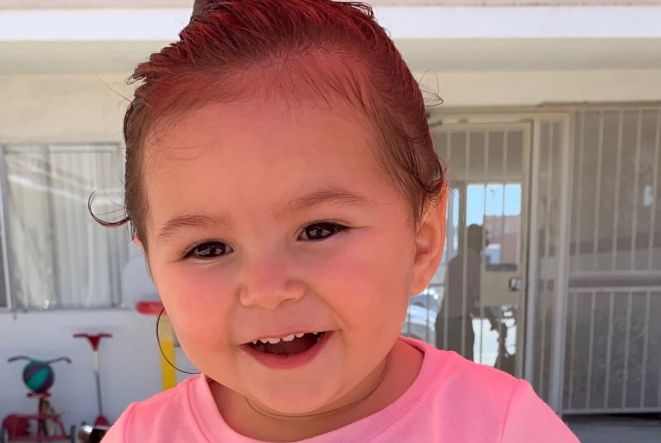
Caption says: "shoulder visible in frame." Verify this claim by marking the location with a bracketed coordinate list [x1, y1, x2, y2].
[125, 375, 196, 421]
[409, 342, 578, 442]
[413, 338, 519, 394]
[427, 347, 521, 410]
[499, 381, 579, 442]
[102, 376, 202, 443]
[423, 346, 578, 442]
[404, 338, 521, 417]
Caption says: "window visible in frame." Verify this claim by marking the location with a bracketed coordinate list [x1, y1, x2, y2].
[1, 144, 128, 310]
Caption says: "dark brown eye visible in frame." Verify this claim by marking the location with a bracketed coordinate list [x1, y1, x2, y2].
[299, 222, 346, 241]
[189, 242, 232, 259]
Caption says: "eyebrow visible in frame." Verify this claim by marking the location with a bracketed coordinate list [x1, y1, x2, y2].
[279, 187, 372, 216]
[156, 187, 371, 244]
[157, 213, 229, 244]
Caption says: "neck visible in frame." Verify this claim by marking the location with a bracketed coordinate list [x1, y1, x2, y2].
[213, 340, 423, 441]
[244, 354, 391, 422]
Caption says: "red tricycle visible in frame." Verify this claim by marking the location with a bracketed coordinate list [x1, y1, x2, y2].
[1, 356, 76, 443]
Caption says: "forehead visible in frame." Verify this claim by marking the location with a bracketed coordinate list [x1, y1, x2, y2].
[142, 98, 399, 225]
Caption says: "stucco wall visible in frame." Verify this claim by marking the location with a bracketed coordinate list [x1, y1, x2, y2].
[2, 69, 661, 146]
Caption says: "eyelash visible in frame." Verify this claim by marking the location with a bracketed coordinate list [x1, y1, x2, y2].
[181, 221, 348, 260]
[181, 239, 229, 260]
[299, 221, 348, 242]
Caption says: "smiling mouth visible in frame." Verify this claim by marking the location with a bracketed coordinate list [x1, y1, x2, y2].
[248, 332, 326, 356]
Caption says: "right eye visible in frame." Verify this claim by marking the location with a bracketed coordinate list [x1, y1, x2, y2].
[185, 241, 233, 260]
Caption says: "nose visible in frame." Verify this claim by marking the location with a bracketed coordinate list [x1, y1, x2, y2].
[238, 250, 305, 310]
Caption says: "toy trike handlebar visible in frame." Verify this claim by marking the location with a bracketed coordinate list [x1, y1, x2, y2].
[73, 333, 113, 351]
[8, 356, 72, 365]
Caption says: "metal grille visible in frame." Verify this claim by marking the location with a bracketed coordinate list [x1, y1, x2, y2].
[410, 106, 661, 415]
[564, 288, 661, 413]
[564, 108, 661, 413]
[570, 110, 661, 277]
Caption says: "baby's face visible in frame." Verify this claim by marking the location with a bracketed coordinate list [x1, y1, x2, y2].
[141, 97, 426, 413]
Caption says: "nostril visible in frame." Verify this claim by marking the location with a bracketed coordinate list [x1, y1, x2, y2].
[238, 278, 306, 311]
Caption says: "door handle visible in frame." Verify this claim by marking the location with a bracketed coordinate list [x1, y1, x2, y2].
[509, 278, 524, 292]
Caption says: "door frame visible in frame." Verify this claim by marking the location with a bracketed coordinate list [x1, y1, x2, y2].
[430, 121, 532, 379]
[427, 109, 574, 413]
[527, 116, 574, 413]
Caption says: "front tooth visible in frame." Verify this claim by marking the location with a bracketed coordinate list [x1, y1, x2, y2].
[259, 339, 269, 344]
[267, 338, 281, 344]
[295, 333, 305, 338]
[282, 334, 296, 342]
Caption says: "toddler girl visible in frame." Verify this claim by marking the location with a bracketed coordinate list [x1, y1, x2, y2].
[102, 1, 579, 441]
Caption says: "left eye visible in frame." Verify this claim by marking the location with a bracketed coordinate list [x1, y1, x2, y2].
[299, 222, 347, 241]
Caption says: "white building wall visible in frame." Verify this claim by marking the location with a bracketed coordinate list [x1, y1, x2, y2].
[0, 74, 129, 143]
[2, 69, 661, 143]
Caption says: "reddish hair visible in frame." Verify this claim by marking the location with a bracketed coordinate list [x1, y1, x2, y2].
[107, 0, 444, 244]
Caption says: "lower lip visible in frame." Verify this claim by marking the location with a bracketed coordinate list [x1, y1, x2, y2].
[242, 332, 333, 370]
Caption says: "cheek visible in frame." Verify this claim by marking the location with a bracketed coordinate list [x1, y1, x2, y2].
[151, 264, 235, 349]
[300, 227, 416, 327]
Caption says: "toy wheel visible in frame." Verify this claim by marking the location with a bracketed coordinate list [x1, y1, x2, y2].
[40, 399, 57, 436]
[0, 426, 9, 443]
[69, 424, 76, 443]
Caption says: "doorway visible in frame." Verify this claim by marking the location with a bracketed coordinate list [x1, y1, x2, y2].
[428, 123, 531, 378]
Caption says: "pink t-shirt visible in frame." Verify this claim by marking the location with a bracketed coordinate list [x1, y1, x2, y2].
[103, 338, 579, 442]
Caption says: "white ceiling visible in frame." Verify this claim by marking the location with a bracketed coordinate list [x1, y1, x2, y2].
[3, 6, 661, 42]
[2, 0, 659, 9]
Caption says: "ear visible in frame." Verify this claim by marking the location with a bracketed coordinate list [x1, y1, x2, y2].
[410, 187, 448, 295]
[133, 235, 145, 251]
[133, 235, 154, 276]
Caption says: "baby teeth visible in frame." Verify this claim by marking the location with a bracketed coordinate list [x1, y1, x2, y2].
[253, 332, 324, 345]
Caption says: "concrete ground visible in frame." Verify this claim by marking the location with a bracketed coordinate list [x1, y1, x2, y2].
[566, 415, 661, 443]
